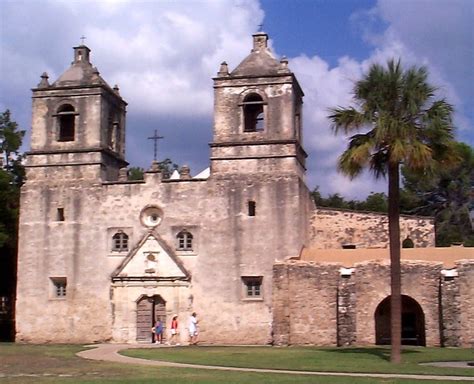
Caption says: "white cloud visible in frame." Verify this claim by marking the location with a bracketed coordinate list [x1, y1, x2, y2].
[291, 0, 473, 199]
[1, 0, 471, 201]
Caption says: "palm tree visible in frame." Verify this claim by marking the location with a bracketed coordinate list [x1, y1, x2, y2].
[328, 59, 455, 363]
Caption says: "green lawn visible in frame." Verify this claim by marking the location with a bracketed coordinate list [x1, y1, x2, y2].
[0, 343, 472, 384]
[122, 345, 474, 376]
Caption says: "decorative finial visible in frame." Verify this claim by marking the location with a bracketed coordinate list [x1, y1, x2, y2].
[91, 67, 101, 83]
[149, 160, 160, 173]
[80, 35, 86, 45]
[218, 61, 229, 77]
[278, 56, 290, 73]
[258, 23, 264, 33]
[179, 165, 191, 180]
[38, 72, 50, 88]
[118, 167, 128, 181]
[113, 84, 120, 95]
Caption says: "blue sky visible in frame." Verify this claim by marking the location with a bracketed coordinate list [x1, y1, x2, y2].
[1, 0, 472, 199]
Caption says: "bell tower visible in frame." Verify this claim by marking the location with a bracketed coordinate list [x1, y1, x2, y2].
[211, 32, 306, 179]
[28, 44, 127, 181]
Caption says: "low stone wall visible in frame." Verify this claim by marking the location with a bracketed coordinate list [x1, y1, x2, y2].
[272, 258, 473, 347]
[456, 260, 474, 347]
[273, 262, 340, 346]
[310, 208, 435, 249]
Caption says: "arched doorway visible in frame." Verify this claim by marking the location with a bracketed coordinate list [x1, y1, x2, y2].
[136, 295, 166, 343]
[374, 295, 426, 346]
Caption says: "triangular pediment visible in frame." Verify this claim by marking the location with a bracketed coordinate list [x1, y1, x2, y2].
[112, 232, 190, 281]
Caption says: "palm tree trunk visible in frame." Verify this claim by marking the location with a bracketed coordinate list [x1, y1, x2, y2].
[388, 161, 402, 363]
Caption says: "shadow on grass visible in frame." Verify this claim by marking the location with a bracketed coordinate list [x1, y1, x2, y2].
[321, 347, 421, 362]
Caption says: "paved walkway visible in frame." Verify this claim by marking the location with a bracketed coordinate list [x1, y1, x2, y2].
[77, 344, 474, 382]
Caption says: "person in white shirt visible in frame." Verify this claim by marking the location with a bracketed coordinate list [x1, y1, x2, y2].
[188, 312, 198, 345]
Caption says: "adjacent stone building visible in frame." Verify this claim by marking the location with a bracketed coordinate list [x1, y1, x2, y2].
[16, 33, 473, 346]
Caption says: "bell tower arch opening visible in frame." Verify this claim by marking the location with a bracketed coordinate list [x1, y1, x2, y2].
[374, 295, 426, 346]
[243, 93, 266, 132]
[28, 44, 128, 181]
[211, 32, 307, 178]
[57, 104, 76, 142]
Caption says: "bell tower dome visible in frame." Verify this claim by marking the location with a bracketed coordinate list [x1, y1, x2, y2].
[211, 32, 306, 179]
[28, 44, 127, 181]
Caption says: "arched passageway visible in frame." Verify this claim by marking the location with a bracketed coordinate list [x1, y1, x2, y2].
[374, 295, 426, 346]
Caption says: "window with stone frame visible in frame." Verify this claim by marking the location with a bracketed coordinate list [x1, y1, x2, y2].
[243, 93, 265, 132]
[112, 231, 129, 252]
[50, 277, 67, 298]
[242, 276, 263, 298]
[248, 201, 256, 216]
[57, 104, 76, 141]
[176, 230, 193, 251]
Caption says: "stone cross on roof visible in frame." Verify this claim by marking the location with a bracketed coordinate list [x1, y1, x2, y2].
[147, 129, 164, 161]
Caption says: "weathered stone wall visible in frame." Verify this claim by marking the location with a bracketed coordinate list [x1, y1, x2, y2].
[440, 272, 461, 347]
[16, 167, 311, 344]
[337, 271, 356, 346]
[311, 208, 435, 249]
[272, 259, 467, 347]
[355, 261, 442, 346]
[272, 261, 340, 346]
[456, 260, 474, 347]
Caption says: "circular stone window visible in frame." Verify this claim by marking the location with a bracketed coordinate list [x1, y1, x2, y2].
[140, 206, 163, 227]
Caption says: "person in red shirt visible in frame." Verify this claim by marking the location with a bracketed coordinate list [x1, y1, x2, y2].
[169, 315, 179, 345]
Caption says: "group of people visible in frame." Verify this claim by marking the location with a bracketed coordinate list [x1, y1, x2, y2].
[152, 312, 199, 345]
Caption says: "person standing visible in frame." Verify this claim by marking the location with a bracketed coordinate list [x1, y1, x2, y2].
[154, 319, 164, 344]
[169, 315, 179, 345]
[188, 312, 198, 345]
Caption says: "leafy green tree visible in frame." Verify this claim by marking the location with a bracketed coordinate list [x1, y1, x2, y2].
[128, 167, 145, 181]
[128, 159, 179, 181]
[401, 141, 473, 246]
[328, 59, 456, 363]
[0, 110, 25, 248]
[325, 193, 348, 209]
[0, 110, 25, 341]
[158, 158, 179, 178]
[0, 110, 25, 170]
[359, 192, 388, 213]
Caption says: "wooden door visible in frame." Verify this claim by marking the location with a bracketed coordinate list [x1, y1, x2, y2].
[136, 296, 154, 342]
[136, 295, 167, 343]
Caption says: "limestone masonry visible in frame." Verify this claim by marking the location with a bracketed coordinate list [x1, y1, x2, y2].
[16, 33, 473, 347]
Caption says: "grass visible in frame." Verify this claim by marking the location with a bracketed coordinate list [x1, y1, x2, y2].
[0, 343, 471, 384]
[122, 345, 474, 376]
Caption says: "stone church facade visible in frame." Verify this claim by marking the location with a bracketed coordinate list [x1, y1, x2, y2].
[16, 33, 473, 346]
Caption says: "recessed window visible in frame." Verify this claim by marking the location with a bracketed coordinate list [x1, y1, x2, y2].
[342, 244, 356, 249]
[177, 230, 193, 251]
[402, 237, 414, 248]
[57, 104, 76, 142]
[112, 231, 129, 251]
[51, 277, 67, 298]
[248, 201, 256, 216]
[57, 208, 65, 221]
[243, 94, 265, 132]
[242, 276, 263, 298]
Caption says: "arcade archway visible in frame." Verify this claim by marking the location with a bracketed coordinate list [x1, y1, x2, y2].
[374, 295, 426, 346]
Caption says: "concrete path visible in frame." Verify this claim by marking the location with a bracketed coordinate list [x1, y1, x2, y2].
[77, 344, 474, 382]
